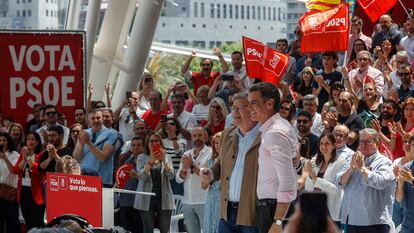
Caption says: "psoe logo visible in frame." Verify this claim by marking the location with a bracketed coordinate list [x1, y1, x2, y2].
[269, 54, 280, 69]
[50, 176, 59, 191]
[326, 17, 346, 27]
[246, 48, 263, 59]
[308, 16, 320, 30]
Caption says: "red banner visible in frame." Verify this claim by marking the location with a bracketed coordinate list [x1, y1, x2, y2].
[358, 0, 398, 22]
[46, 173, 102, 227]
[242, 37, 290, 85]
[299, 4, 350, 53]
[0, 31, 85, 126]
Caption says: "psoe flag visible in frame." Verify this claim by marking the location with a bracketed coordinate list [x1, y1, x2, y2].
[299, 4, 350, 53]
[306, 0, 341, 11]
[357, 0, 398, 22]
[242, 36, 289, 86]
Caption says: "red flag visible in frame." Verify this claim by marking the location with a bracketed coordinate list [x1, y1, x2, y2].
[299, 4, 350, 53]
[358, 0, 398, 22]
[242, 36, 290, 85]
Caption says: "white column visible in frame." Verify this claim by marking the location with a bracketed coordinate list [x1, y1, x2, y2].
[88, 0, 133, 102]
[111, 0, 165, 109]
[66, 0, 82, 30]
[84, 0, 102, 80]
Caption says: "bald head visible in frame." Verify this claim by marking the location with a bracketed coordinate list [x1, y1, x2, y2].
[333, 125, 350, 148]
[380, 14, 392, 31]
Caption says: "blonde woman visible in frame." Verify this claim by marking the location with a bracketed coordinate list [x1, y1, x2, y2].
[206, 98, 228, 136]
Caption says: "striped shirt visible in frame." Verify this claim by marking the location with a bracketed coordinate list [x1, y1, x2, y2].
[162, 138, 187, 170]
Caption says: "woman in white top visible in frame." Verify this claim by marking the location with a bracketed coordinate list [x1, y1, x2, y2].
[0, 132, 20, 233]
[302, 132, 345, 224]
[191, 85, 211, 126]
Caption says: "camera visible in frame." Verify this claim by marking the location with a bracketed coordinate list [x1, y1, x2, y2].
[222, 74, 234, 81]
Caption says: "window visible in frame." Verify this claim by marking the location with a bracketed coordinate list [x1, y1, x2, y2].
[247, 6, 250, 19]
[162, 23, 166, 27]
[210, 3, 214, 18]
[252, 6, 255, 20]
[46, 9, 48, 16]
[278, 8, 281, 21]
[202, 24, 206, 28]
[176, 41, 189, 46]
[210, 41, 215, 48]
[180, 23, 183, 27]
[17, 0, 19, 3]
[192, 24, 196, 28]
[268, 7, 271, 20]
[241, 5, 244, 19]
[273, 8, 276, 21]
[235, 5, 239, 19]
[17, 10, 20, 16]
[258, 6, 261, 20]
[193, 41, 205, 48]
[223, 4, 227, 19]
[200, 3, 205, 17]
[229, 5, 233, 19]
[194, 2, 198, 17]
[3, 12, 6, 17]
[22, 10, 26, 17]
[22, 0, 25, 3]
[217, 4, 220, 18]
[28, 0, 31, 2]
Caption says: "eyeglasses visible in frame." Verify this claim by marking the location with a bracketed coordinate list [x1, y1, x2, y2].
[231, 106, 248, 112]
[297, 119, 309, 124]
[359, 139, 375, 145]
[279, 106, 291, 112]
[45, 111, 57, 117]
[398, 72, 411, 78]
[302, 71, 313, 76]
[357, 57, 370, 62]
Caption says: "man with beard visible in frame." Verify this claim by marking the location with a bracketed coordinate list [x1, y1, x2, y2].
[181, 50, 227, 95]
[176, 127, 212, 233]
[296, 111, 318, 159]
[395, 63, 414, 102]
[74, 107, 88, 129]
[37, 125, 73, 173]
[73, 108, 118, 187]
[142, 91, 168, 130]
[120, 120, 148, 154]
[372, 14, 403, 50]
[25, 103, 43, 134]
[101, 108, 115, 129]
[36, 105, 70, 145]
[229, 51, 255, 89]
[400, 14, 414, 63]
[324, 91, 364, 151]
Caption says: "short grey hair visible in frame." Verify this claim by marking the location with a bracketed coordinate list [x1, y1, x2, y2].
[232, 92, 249, 102]
[359, 128, 379, 142]
[357, 50, 373, 61]
[303, 94, 319, 106]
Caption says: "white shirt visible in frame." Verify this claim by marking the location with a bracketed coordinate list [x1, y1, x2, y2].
[400, 35, 414, 63]
[0, 151, 19, 188]
[176, 145, 212, 204]
[139, 96, 151, 111]
[191, 104, 210, 123]
[168, 111, 198, 131]
[36, 123, 70, 144]
[118, 108, 136, 143]
[311, 113, 324, 137]
[21, 153, 36, 187]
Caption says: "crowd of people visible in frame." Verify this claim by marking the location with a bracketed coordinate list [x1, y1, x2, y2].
[0, 12, 414, 233]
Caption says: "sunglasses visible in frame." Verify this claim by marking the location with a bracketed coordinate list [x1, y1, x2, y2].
[45, 111, 57, 116]
[297, 119, 309, 124]
[398, 72, 411, 77]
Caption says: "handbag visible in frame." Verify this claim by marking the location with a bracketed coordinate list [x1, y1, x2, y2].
[0, 183, 17, 201]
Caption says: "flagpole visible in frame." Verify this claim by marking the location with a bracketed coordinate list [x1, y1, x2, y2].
[398, 0, 411, 19]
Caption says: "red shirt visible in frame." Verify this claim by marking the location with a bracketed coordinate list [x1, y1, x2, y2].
[142, 110, 168, 130]
[208, 120, 225, 136]
[191, 71, 220, 94]
[393, 125, 414, 160]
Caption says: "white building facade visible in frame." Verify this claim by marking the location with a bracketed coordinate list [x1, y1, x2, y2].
[154, 0, 288, 48]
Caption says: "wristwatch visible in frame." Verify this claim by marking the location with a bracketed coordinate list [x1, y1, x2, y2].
[273, 219, 283, 226]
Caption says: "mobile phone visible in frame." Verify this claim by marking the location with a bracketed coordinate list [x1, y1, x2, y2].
[299, 193, 328, 233]
[161, 114, 168, 121]
[0, 144, 3, 153]
[152, 143, 161, 156]
[299, 137, 310, 159]
[126, 91, 132, 99]
[222, 74, 234, 81]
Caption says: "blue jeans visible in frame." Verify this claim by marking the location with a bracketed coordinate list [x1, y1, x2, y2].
[392, 200, 404, 227]
[182, 203, 205, 233]
[218, 205, 258, 233]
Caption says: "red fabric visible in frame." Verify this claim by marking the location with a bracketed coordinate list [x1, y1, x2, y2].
[393, 125, 414, 161]
[208, 120, 225, 136]
[357, 0, 398, 22]
[11, 150, 46, 205]
[191, 72, 220, 95]
[242, 36, 290, 86]
[142, 110, 168, 130]
[299, 4, 350, 53]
